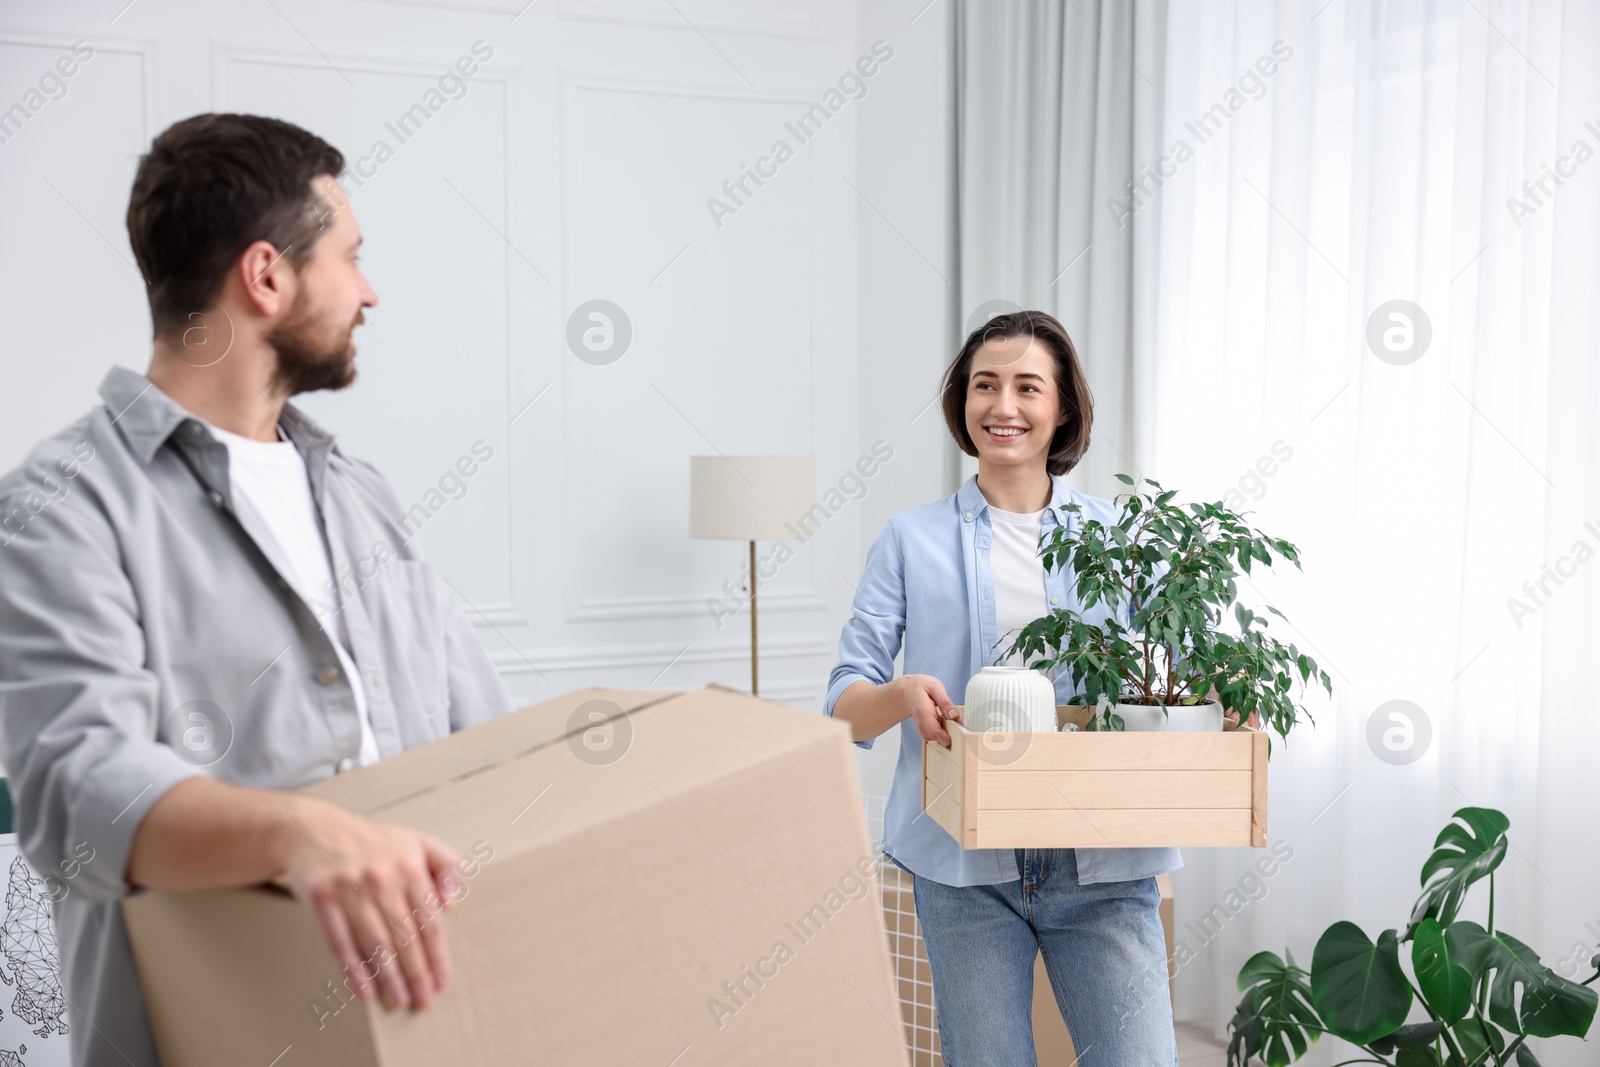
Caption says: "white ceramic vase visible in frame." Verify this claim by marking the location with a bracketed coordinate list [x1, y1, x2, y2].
[964, 666, 1057, 733]
[1112, 698, 1223, 732]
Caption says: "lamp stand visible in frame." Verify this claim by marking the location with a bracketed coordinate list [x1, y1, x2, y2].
[748, 539, 759, 696]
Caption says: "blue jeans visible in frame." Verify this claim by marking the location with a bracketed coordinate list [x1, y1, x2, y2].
[911, 849, 1176, 1066]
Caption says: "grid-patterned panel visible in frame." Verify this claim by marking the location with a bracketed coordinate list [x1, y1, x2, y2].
[880, 860, 942, 1065]
[866, 794, 944, 1065]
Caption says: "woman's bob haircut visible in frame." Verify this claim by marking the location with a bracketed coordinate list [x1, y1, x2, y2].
[939, 310, 1094, 477]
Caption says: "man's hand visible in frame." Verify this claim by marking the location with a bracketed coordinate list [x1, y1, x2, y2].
[126, 778, 464, 1014]
[897, 674, 961, 747]
[271, 795, 463, 1010]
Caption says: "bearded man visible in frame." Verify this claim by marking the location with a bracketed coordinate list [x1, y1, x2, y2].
[0, 113, 512, 1067]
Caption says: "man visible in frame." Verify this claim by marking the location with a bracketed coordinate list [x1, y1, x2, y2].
[0, 113, 513, 1067]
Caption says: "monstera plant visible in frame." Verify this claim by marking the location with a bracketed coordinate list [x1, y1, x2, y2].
[1228, 807, 1599, 1066]
[1001, 474, 1329, 741]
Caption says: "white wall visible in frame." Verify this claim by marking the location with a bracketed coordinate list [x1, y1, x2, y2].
[0, 0, 956, 783]
[850, 0, 956, 805]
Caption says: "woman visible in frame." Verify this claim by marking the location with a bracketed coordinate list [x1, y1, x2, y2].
[824, 311, 1179, 1065]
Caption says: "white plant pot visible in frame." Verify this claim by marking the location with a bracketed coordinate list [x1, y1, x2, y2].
[1113, 698, 1224, 732]
[964, 666, 1057, 733]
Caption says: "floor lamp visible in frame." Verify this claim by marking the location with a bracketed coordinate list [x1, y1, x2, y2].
[689, 456, 815, 697]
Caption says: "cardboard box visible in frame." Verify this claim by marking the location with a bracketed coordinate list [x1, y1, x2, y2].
[123, 686, 910, 1067]
[923, 706, 1267, 849]
[882, 865, 1176, 1063]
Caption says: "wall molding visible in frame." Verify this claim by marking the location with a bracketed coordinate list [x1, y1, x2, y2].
[459, 601, 531, 628]
[559, 69, 828, 624]
[753, 683, 822, 711]
[208, 38, 523, 96]
[211, 39, 525, 617]
[488, 633, 835, 675]
[557, 0, 826, 42]
[0, 28, 160, 148]
[567, 587, 828, 623]
[351, 0, 524, 13]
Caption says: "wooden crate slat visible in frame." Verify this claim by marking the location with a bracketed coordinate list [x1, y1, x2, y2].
[924, 783, 968, 845]
[920, 709, 1269, 849]
[978, 770, 1251, 810]
[1250, 730, 1269, 847]
[975, 807, 1255, 848]
[923, 740, 962, 802]
[996, 731, 1253, 772]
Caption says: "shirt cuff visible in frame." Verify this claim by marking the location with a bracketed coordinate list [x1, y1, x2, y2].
[825, 672, 877, 750]
[69, 744, 209, 902]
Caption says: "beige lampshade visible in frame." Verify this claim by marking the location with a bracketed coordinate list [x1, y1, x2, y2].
[689, 456, 816, 541]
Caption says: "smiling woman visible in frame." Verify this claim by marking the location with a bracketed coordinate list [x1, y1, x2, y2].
[939, 310, 1093, 498]
[825, 309, 1180, 1066]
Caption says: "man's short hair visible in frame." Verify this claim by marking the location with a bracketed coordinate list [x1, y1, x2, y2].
[126, 113, 344, 337]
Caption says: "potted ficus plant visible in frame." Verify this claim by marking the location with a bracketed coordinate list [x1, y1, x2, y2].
[1227, 807, 1599, 1066]
[1001, 474, 1330, 740]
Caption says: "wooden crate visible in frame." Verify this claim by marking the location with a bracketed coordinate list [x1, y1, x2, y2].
[922, 705, 1268, 848]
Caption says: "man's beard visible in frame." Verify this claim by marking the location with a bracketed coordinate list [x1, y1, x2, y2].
[267, 289, 361, 397]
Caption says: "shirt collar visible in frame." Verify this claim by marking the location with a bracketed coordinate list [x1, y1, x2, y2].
[99, 366, 202, 464]
[98, 366, 337, 466]
[957, 472, 1077, 529]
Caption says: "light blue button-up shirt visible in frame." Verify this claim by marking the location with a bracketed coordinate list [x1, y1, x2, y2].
[825, 473, 1182, 887]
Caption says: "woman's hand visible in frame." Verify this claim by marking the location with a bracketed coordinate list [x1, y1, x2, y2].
[897, 674, 961, 747]
[833, 674, 960, 744]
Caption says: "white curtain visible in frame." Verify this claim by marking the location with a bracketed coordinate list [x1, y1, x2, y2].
[954, 0, 1168, 497]
[1147, 2, 1600, 1063]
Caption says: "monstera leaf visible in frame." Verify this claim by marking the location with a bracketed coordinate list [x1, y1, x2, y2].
[1445, 922, 1598, 1039]
[1393, 1049, 1442, 1067]
[1452, 1016, 1506, 1065]
[1411, 808, 1509, 929]
[1311, 923, 1412, 1045]
[1228, 950, 1320, 1067]
[1413, 917, 1474, 1023]
[1370, 1020, 1444, 1055]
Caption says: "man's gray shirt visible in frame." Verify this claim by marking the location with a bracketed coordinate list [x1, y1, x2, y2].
[0, 367, 514, 1067]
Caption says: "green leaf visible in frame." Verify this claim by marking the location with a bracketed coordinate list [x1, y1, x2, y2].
[1228, 951, 1320, 1067]
[1414, 918, 1474, 1023]
[1453, 1017, 1504, 1065]
[1515, 1044, 1543, 1066]
[1310, 923, 1412, 1045]
[1411, 808, 1510, 929]
[1395, 1047, 1442, 1067]
[1114, 472, 1135, 484]
[1394, 1021, 1446, 1048]
[1372, 1020, 1445, 1054]
[1445, 922, 1599, 1038]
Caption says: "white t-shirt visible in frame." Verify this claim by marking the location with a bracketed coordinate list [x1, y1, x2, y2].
[209, 423, 381, 767]
[989, 505, 1050, 666]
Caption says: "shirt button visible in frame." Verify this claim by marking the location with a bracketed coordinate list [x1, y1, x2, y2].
[336, 757, 356, 773]
[964, 511, 974, 520]
[1051, 596, 1060, 605]
[208, 491, 224, 508]
[316, 666, 342, 686]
